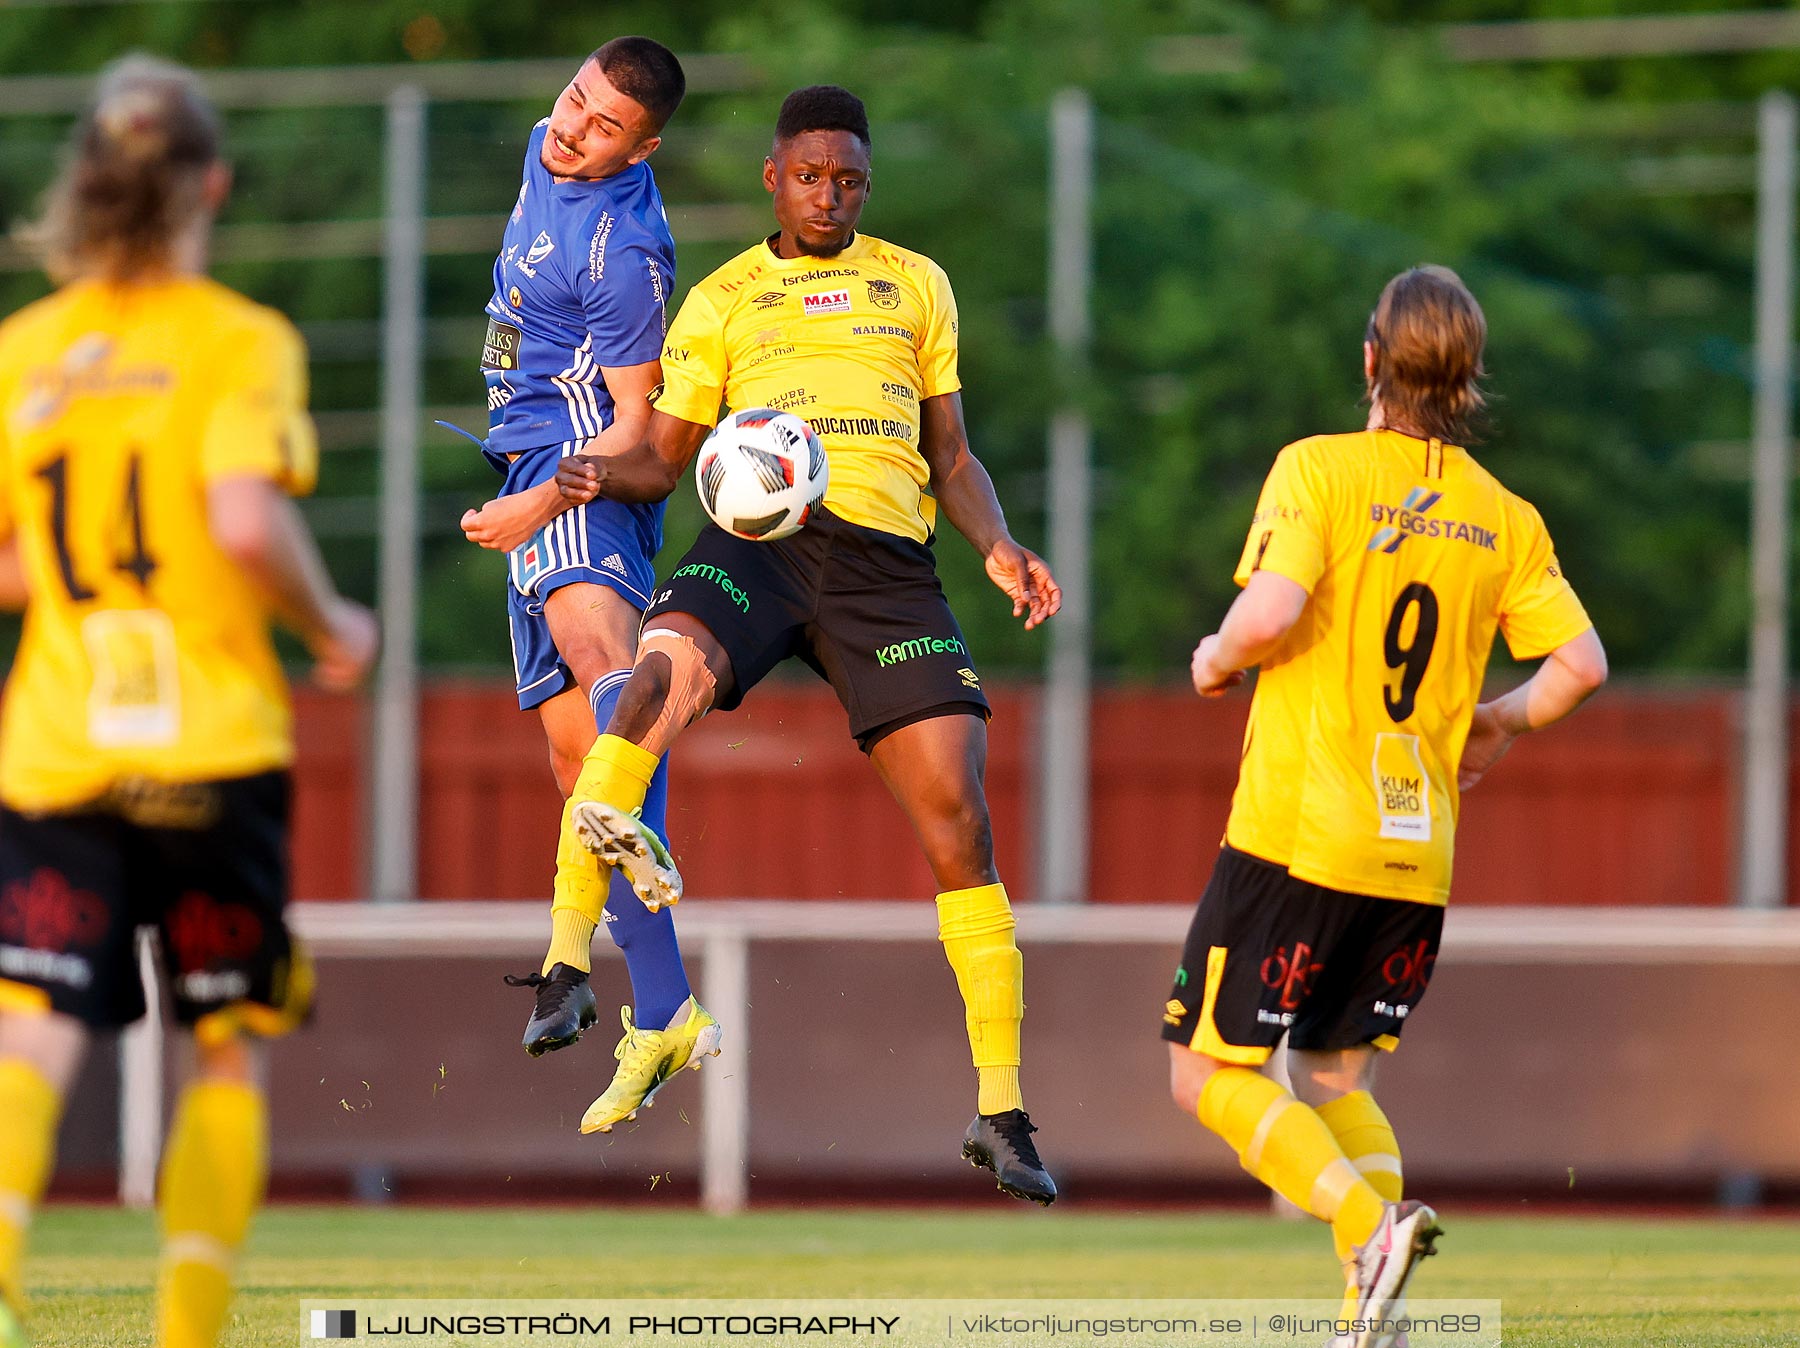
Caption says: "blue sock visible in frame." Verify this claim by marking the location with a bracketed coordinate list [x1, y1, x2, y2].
[589, 672, 691, 1028]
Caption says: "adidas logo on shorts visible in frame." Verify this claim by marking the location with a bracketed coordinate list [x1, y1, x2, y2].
[600, 553, 628, 577]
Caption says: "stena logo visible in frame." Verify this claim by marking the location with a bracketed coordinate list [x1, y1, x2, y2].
[803, 289, 852, 315]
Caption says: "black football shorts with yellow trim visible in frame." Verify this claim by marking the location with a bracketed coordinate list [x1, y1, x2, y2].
[1161, 845, 1443, 1062]
[643, 508, 990, 752]
[0, 772, 311, 1034]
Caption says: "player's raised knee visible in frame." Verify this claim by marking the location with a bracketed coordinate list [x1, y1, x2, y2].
[926, 793, 996, 881]
[610, 659, 672, 742]
[610, 627, 718, 749]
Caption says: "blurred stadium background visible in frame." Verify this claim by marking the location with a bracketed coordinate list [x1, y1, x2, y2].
[3, 0, 1800, 1228]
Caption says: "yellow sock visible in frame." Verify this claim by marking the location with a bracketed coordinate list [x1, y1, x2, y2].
[569, 733, 658, 813]
[548, 735, 661, 967]
[1316, 1090, 1403, 1283]
[936, 883, 1024, 1114]
[542, 910, 597, 976]
[1197, 1067, 1386, 1256]
[157, 1080, 267, 1348]
[1314, 1090, 1403, 1202]
[0, 1059, 62, 1306]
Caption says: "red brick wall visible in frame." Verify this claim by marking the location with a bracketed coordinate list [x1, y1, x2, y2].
[293, 680, 1742, 905]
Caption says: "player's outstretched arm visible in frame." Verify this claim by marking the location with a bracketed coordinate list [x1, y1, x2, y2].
[1459, 626, 1608, 790]
[556, 408, 710, 506]
[919, 391, 1060, 630]
[462, 359, 662, 551]
[208, 476, 379, 691]
[1191, 571, 1310, 696]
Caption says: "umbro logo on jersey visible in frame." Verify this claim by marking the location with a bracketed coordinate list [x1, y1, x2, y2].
[752, 291, 786, 310]
[525, 232, 555, 265]
[599, 553, 628, 577]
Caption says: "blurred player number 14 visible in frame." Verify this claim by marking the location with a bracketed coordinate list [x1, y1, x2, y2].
[1374, 582, 1439, 841]
[34, 447, 179, 747]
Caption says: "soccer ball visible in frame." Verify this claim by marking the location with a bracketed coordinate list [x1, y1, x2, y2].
[694, 408, 828, 542]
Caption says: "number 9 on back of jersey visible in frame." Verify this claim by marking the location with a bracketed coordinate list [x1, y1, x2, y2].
[696, 408, 828, 542]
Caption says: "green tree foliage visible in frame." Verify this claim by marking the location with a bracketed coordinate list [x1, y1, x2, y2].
[0, 0, 1789, 678]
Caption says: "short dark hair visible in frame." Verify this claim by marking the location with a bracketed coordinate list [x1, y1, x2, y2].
[589, 36, 685, 131]
[774, 85, 870, 148]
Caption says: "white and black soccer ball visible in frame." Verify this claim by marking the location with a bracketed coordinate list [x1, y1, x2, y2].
[694, 408, 828, 542]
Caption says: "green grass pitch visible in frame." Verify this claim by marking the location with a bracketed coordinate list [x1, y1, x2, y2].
[20, 1204, 1800, 1346]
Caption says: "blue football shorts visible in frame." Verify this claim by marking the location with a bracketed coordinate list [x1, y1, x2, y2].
[500, 440, 661, 710]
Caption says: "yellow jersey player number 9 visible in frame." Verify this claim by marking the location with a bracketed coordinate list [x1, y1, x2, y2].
[0, 56, 376, 1348]
[1166, 266, 1607, 1343]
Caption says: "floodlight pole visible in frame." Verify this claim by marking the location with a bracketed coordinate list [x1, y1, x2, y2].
[1038, 88, 1095, 906]
[371, 85, 426, 904]
[1744, 90, 1795, 911]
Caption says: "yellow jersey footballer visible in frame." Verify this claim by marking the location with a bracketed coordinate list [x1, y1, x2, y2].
[651, 228, 961, 544]
[0, 57, 374, 1348]
[1164, 267, 1607, 1345]
[0, 278, 317, 811]
[546, 86, 1063, 1203]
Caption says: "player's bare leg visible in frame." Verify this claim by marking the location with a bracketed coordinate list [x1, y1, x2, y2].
[520, 584, 707, 1065]
[0, 1008, 86, 1345]
[541, 583, 642, 818]
[563, 611, 733, 1133]
[568, 612, 734, 912]
[868, 712, 1055, 1205]
[537, 686, 600, 798]
[602, 611, 736, 758]
[507, 582, 644, 1055]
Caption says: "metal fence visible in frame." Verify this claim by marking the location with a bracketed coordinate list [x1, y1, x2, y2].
[99, 899, 1800, 1212]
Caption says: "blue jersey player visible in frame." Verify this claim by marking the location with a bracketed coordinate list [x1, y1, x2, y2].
[461, 37, 721, 1129]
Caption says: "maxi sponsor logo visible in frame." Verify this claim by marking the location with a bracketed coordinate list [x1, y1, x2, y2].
[876, 634, 965, 667]
[803, 289, 852, 315]
[673, 563, 750, 612]
[1367, 487, 1498, 554]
